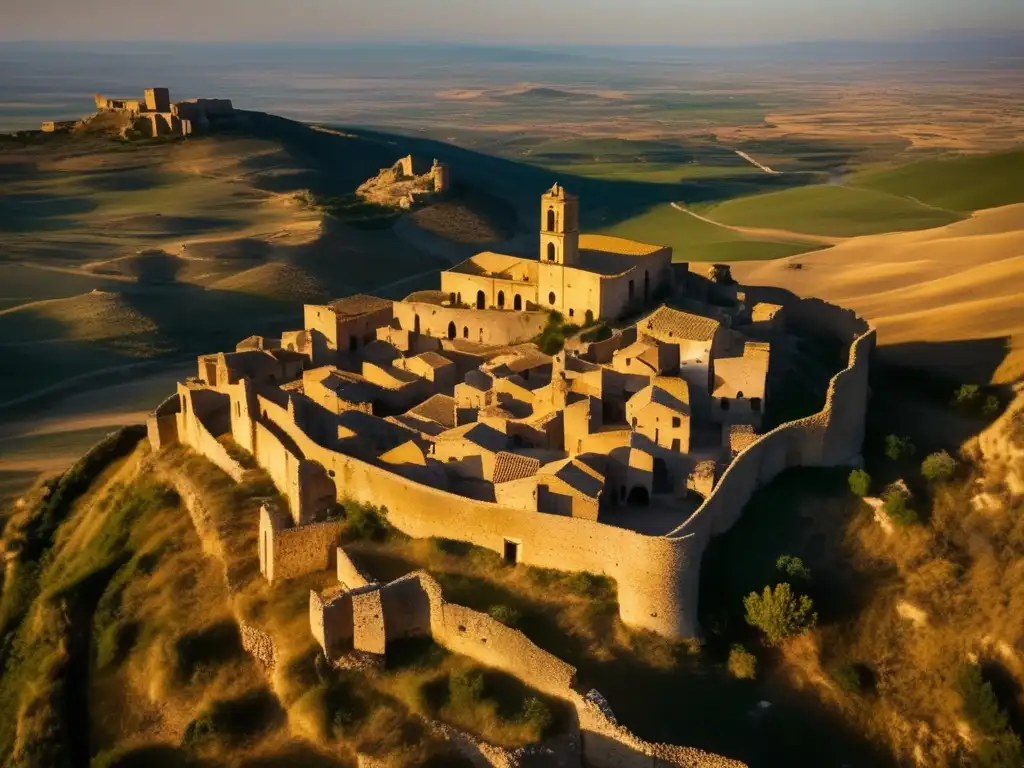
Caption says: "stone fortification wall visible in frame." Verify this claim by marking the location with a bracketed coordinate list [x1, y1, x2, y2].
[256, 392, 697, 635]
[176, 385, 248, 482]
[336, 546, 374, 589]
[147, 393, 181, 451]
[259, 505, 345, 583]
[396, 301, 549, 346]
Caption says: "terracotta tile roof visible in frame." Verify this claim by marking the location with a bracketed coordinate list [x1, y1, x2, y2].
[492, 452, 541, 484]
[326, 294, 392, 318]
[641, 305, 721, 343]
[408, 394, 456, 429]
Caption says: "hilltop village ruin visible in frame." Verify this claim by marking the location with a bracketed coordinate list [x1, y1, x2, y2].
[39, 86, 234, 138]
[148, 181, 873, 766]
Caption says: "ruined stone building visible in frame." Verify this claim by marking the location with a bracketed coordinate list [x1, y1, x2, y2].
[93, 86, 234, 137]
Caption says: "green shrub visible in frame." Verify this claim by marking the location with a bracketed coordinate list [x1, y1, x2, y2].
[955, 663, 1024, 767]
[830, 662, 866, 694]
[743, 583, 817, 646]
[848, 468, 871, 497]
[580, 323, 613, 343]
[344, 501, 390, 541]
[883, 489, 919, 526]
[776, 554, 811, 581]
[727, 644, 757, 680]
[449, 670, 485, 709]
[488, 605, 521, 627]
[519, 696, 553, 736]
[953, 384, 981, 407]
[921, 450, 957, 483]
[884, 434, 916, 462]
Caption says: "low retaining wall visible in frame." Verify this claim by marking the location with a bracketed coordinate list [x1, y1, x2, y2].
[239, 621, 277, 672]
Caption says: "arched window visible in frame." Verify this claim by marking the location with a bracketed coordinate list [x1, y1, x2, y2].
[585, 309, 594, 325]
[513, 294, 522, 311]
[447, 321, 456, 340]
[720, 398, 730, 411]
[414, 314, 421, 334]
[546, 242, 556, 262]
[476, 290, 485, 309]
[497, 290, 505, 308]
[546, 208, 556, 231]
[568, 308, 574, 318]
[463, 326, 469, 338]
[548, 291, 556, 305]
[737, 391, 744, 399]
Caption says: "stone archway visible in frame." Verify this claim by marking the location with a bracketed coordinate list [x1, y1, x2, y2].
[514, 294, 522, 311]
[476, 290, 485, 309]
[447, 321, 456, 340]
[497, 291, 505, 309]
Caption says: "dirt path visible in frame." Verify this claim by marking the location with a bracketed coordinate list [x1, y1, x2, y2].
[669, 203, 845, 246]
[734, 150, 781, 175]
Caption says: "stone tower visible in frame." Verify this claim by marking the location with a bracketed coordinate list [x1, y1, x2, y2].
[539, 183, 579, 267]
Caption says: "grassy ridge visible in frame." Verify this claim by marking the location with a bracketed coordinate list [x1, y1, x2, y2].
[699, 184, 963, 237]
[602, 203, 821, 262]
[852, 149, 1024, 212]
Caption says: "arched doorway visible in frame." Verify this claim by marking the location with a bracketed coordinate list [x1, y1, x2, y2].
[627, 486, 650, 506]
[414, 314, 421, 334]
[497, 291, 505, 309]
[546, 242, 556, 262]
[585, 309, 594, 325]
[476, 290, 485, 309]
[463, 326, 469, 339]
[513, 294, 522, 311]
[447, 322, 456, 340]
[546, 208, 556, 231]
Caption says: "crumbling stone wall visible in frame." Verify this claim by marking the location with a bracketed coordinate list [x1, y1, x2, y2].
[351, 587, 386, 654]
[147, 393, 181, 451]
[176, 385, 247, 482]
[239, 621, 277, 672]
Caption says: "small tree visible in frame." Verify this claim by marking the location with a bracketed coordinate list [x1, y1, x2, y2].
[488, 604, 521, 627]
[848, 468, 871, 497]
[884, 434, 916, 462]
[953, 384, 981, 408]
[921, 450, 957, 483]
[776, 554, 811, 581]
[727, 644, 757, 680]
[883, 488, 919, 526]
[744, 583, 817, 646]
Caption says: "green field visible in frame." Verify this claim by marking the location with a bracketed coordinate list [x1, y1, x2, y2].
[852, 148, 1024, 212]
[699, 184, 964, 237]
[602, 203, 822, 262]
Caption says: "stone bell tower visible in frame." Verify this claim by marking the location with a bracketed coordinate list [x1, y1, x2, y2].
[539, 183, 580, 267]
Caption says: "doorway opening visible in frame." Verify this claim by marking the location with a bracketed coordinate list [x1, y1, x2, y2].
[503, 539, 520, 565]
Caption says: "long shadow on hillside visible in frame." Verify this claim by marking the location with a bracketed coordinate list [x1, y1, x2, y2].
[230, 111, 813, 230]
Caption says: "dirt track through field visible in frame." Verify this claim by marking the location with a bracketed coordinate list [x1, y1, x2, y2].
[669, 203, 846, 246]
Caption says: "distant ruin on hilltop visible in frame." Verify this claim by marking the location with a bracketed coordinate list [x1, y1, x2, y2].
[357, 154, 451, 210]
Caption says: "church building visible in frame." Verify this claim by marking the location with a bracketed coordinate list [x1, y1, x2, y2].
[440, 184, 673, 323]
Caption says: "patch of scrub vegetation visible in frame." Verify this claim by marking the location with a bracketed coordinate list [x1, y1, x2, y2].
[852, 148, 1024, 212]
[317, 193, 402, 229]
[699, 184, 964, 237]
[601, 203, 821, 262]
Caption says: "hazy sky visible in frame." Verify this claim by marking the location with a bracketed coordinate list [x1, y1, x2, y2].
[4, 0, 1023, 45]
